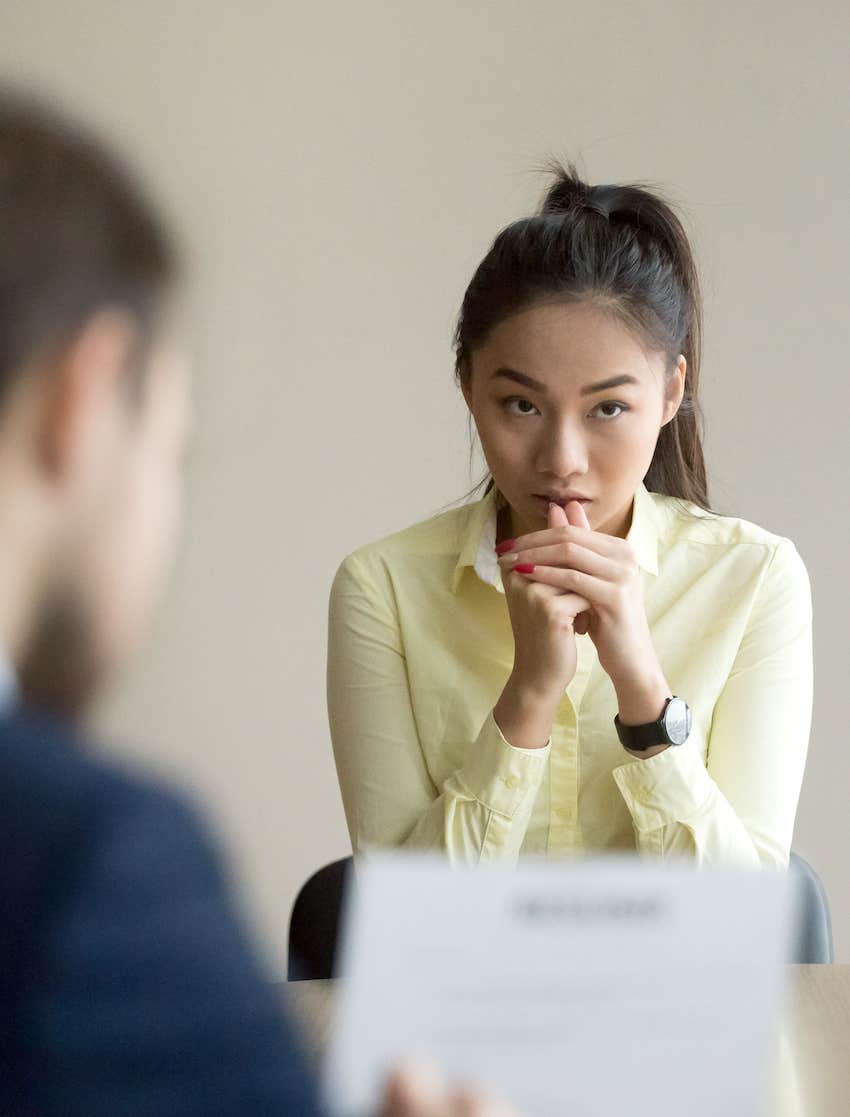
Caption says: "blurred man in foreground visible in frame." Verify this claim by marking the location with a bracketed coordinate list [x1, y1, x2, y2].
[0, 89, 511, 1117]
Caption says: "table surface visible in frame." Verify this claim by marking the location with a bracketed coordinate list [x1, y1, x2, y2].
[283, 965, 850, 1117]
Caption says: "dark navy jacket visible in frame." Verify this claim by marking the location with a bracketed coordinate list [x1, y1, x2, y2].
[0, 710, 322, 1116]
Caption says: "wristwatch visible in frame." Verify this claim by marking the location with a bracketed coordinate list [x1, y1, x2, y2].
[614, 696, 692, 752]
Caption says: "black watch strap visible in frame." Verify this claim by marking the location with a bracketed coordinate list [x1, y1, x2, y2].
[614, 696, 691, 752]
[615, 717, 667, 751]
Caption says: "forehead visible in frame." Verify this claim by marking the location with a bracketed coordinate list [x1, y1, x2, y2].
[475, 301, 665, 389]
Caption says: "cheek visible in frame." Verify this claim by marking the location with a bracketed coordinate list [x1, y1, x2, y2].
[595, 413, 659, 468]
[124, 457, 182, 604]
[92, 454, 183, 663]
[477, 425, 532, 495]
[475, 406, 530, 463]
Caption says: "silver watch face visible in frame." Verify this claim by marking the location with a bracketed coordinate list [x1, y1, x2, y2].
[663, 697, 691, 745]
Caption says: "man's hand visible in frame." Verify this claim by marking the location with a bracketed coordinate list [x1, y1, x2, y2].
[380, 1064, 518, 1117]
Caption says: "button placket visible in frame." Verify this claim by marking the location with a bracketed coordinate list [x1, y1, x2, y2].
[548, 635, 596, 851]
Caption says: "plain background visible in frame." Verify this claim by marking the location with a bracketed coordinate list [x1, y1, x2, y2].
[1, 2, 847, 970]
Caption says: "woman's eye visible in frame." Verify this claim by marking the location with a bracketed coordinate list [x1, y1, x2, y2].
[591, 401, 628, 421]
[503, 397, 539, 417]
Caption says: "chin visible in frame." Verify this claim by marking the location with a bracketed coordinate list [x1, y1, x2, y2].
[18, 593, 106, 721]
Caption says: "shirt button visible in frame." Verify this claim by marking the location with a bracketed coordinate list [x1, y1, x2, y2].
[504, 776, 517, 789]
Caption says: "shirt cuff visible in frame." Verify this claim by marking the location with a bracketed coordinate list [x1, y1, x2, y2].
[612, 742, 714, 832]
[456, 710, 550, 819]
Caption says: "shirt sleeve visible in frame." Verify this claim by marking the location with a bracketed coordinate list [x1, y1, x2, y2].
[612, 539, 813, 867]
[327, 552, 548, 865]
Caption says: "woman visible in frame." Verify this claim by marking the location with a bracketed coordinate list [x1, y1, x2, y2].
[328, 165, 812, 868]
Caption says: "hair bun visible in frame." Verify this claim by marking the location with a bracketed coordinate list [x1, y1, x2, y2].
[540, 162, 595, 216]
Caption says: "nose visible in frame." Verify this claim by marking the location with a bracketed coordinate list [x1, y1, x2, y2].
[536, 416, 589, 480]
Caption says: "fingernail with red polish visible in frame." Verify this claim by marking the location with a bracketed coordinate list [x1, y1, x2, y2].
[495, 539, 516, 556]
[514, 563, 535, 574]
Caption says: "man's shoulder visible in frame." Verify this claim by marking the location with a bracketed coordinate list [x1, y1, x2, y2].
[0, 711, 323, 1116]
[0, 708, 194, 840]
[0, 708, 211, 929]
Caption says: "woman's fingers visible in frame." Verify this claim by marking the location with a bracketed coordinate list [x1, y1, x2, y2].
[502, 560, 591, 618]
[548, 501, 570, 530]
[501, 523, 623, 560]
[499, 562, 561, 596]
[506, 574, 592, 619]
[565, 498, 591, 530]
[498, 541, 619, 581]
[513, 563, 613, 605]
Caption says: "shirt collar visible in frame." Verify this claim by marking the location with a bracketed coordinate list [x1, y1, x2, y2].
[452, 482, 660, 594]
[0, 647, 19, 717]
[452, 487, 503, 593]
[626, 482, 661, 577]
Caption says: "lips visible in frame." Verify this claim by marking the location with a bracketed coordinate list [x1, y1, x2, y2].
[533, 493, 591, 506]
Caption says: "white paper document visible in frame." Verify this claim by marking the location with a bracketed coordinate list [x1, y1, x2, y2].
[323, 854, 793, 1117]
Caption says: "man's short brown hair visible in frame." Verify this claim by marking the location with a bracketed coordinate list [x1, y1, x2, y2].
[0, 88, 177, 406]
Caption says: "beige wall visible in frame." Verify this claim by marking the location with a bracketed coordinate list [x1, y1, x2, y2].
[1, 1, 847, 970]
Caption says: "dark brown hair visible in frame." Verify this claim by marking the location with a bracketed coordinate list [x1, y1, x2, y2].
[0, 88, 178, 407]
[454, 162, 709, 510]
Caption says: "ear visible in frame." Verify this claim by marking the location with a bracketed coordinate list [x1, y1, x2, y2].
[661, 355, 687, 426]
[39, 310, 140, 483]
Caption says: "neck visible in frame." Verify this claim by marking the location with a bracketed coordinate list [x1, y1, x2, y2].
[0, 479, 51, 669]
[597, 499, 634, 539]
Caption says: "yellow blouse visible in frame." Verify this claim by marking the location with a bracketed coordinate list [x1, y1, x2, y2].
[327, 484, 812, 868]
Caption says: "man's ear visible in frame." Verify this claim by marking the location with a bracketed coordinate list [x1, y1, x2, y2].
[39, 310, 139, 482]
[661, 355, 687, 426]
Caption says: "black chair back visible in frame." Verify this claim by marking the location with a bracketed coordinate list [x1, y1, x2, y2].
[286, 851, 834, 979]
[288, 857, 353, 981]
[789, 851, 834, 963]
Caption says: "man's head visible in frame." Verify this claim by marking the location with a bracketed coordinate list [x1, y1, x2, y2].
[0, 90, 191, 719]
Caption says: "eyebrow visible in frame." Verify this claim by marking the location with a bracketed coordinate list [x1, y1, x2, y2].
[491, 368, 640, 396]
